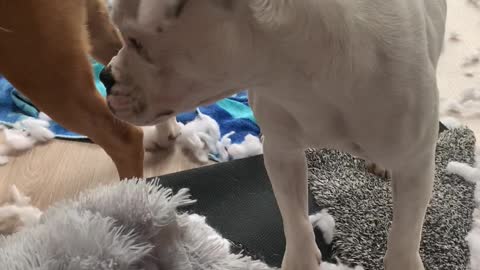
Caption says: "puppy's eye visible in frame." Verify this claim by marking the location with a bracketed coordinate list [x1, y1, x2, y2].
[128, 38, 143, 51]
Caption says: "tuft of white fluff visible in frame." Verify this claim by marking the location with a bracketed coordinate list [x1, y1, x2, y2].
[38, 112, 52, 122]
[216, 131, 235, 162]
[0, 155, 8, 165]
[439, 116, 463, 129]
[0, 185, 43, 233]
[310, 210, 336, 244]
[16, 118, 55, 143]
[227, 134, 263, 160]
[176, 110, 222, 163]
[447, 153, 480, 269]
[446, 161, 480, 184]
[320, 261, 364, 270]
[0, 117, 55, 166]
[467, 209, 480, 270]
[175, 109, 264, 162]
[4, 128, 36, 152]
[442, 88, 480, 118]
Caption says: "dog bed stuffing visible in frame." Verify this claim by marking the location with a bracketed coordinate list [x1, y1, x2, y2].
[307, 127, 477, 269]
[0, 118, 55, 166]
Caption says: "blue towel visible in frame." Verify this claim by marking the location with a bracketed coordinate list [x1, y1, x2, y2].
[0, 61, 260, 145]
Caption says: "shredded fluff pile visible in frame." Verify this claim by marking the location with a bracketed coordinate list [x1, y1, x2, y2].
[0, 115, 55, 166]
[176, 109, 263, 163]
[442, 88, 480, 118]
[446, 144, 480, 270]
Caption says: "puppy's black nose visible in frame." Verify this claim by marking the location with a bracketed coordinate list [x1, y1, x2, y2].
[99, 66, 115, 95]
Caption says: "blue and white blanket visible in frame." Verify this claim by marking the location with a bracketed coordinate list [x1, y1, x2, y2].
[0, 61, 261, 146]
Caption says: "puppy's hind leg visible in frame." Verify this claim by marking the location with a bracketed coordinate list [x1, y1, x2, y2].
[384, 148, 435, 270]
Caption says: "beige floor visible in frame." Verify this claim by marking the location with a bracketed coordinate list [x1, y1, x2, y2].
[0, 0, 479, 209]
[437, 0, 480, 133]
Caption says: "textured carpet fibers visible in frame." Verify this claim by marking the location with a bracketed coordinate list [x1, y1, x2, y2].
[307, 128, 476, 270]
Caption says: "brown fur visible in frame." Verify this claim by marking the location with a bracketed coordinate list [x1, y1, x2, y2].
[0, 0, 144, 179]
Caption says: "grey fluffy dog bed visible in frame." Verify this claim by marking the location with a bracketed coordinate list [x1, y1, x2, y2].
[0, 182, 275, 270]
[308, 127, 477, 269]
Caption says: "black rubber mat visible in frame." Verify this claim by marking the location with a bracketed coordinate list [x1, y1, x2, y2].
[149, 122, 448, 267]
[149, 155, 328, 267]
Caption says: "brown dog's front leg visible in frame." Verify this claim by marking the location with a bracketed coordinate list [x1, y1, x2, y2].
[86, 0, 123, 65]
[0, 2, 143, 180]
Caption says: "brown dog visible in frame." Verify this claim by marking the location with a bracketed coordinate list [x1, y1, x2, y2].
[0, 0, 150, 179]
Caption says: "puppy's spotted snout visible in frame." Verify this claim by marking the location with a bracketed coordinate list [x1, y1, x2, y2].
[99, 66, 115, 95]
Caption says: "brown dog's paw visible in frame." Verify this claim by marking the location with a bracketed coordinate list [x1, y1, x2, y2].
[366, 161, 392, 179]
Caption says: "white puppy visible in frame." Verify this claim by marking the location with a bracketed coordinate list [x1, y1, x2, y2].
[101, 1, 447, 269]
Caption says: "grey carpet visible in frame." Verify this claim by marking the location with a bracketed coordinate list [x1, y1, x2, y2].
[307, 127, 477, 270]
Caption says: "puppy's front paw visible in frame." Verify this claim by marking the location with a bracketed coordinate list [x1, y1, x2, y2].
[143, 118, 180, 152]
[282, 246, 321, 270]
[384, 251, 424, 270]
[366, 161, 391, 179]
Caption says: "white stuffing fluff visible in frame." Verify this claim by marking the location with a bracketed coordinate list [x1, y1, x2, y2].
[176, 109, 263, 162]
[446, 161, 480, 184]
[467, 208, 480, 270]
[0, 185, 43, 234]
[0, 155, 8, 165]
[4, 128, 36, 152]
[227, 134, 263, 160]
[38, 112, 52, 122]
[320, 261, 364, 270]
[462, 50, 480, 68]
[310, 209, 336, 244]
[0, 117, 55, 166]
[217, 131, 235, 162]
[442, 88, 480, 117]
[177, 110, 221, 163]
[446, 154, 480, 269]
[440, 116, 463, 129]
[16, 118, 55, 143]
[177, 121, 210, 163]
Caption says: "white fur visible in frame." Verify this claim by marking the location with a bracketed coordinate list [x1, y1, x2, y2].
[108, 1, 447, 269]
